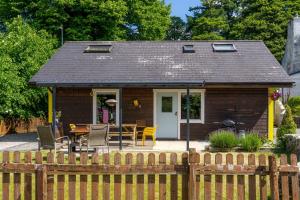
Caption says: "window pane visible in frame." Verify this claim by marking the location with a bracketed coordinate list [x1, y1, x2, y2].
[162, 97, 172, 112]
[181, 93, 201, 120]
[96, 93, 116, 124]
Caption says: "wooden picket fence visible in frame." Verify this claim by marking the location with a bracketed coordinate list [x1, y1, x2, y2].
[0, 150, 299, 200]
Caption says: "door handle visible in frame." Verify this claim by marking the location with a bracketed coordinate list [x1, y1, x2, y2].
[175, 112, 177, 116]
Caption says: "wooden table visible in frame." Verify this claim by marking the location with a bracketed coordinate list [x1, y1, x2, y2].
[109, 124, 137, 146]
[69, 124, 89, 142]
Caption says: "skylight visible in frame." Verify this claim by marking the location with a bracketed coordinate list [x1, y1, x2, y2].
[183, 45, 195, 53]
[84, 44, 112, 53]
[212, 43, 237, 52]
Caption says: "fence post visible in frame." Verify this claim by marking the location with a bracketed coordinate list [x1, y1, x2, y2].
[188, 148, 198, 200]
[269, 155, 279, 200]
[36, 165, 47, 200]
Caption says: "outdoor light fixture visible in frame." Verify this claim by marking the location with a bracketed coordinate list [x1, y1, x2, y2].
[133, 99, 141, 108]
[106, 99, 117, 107]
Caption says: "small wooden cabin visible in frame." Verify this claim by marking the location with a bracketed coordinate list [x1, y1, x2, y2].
[30, 41, 294, 141]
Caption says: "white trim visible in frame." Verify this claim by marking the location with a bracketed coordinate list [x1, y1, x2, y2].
[153, 89, 206, 140]
[92, 89, 119, 125]
[179, 89, 205, 124]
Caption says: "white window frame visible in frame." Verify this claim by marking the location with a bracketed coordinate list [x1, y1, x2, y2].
[178, 89, 205, 124]
[92, 89, 119, 125]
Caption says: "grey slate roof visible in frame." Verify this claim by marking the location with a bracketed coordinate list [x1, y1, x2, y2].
[30, 41, 294, 87]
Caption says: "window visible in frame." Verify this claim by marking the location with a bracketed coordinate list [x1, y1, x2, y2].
[180, 91, 204, 123]
[84, 45, 112, 53]
[162, 97, 172, 112]
[93, 89, 119, 125]
[183, 45, 195, 53]
[212, 43, 237, 52]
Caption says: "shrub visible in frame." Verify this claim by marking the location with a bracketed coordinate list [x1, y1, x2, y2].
[277, 105, 297, 139]
[240, 133, 262, 152]
[287, 96, 300, 117]
[209, 131, 239, 149]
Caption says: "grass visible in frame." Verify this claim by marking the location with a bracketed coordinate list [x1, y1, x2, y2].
[0, 151, 274, 200]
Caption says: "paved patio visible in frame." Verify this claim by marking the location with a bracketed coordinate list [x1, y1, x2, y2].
[0, 133, 209, 152]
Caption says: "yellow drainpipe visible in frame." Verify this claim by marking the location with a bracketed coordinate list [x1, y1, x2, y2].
[48, 89, 53, 123]
[268, 88, 274, 141]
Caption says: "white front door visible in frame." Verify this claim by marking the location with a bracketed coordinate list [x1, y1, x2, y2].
[156, 92, 178, 138]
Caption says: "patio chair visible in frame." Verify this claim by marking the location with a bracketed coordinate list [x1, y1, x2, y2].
[142, 127, 157, 146]
[37, 125, 70, 154]
[79, 124, 110, 153]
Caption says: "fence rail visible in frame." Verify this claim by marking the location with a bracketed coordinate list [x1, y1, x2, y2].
[0, 150, 299, 200]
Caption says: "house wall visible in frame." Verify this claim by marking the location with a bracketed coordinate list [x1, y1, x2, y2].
[56, 87, 268, 139]
[180, 88, 268, 140]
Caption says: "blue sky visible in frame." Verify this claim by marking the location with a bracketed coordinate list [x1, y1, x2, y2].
[165, 0, 200, 21]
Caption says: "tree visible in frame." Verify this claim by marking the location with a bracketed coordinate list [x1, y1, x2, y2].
[0, 17, 56, 133]
[166, 16, 189, 40]
[0, 0, 171, 41]
[188, 0, 300, 61]
[230, 0, 300, 61]
[277, 105, 297, 139]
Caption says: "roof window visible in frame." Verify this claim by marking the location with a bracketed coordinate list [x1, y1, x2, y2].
[84, 44, 112, 53]
[183, 45, 195, 53]
[212, 43, 237, 52]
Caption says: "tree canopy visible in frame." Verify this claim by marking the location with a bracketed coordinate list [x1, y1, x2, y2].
[166, 16, 190, 40]
[188, 0, 300, 61]
[0, 17, 56, 132]
[0, 0, 171, 41]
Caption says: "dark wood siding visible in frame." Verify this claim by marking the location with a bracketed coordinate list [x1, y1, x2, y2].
[56, 88, 93, 135]
[56, 87, 268, 140]
[180, 88, 268, 140]
[122, 88, 153, 126]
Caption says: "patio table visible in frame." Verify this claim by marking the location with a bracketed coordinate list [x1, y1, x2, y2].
[69, 124, 89, 151]
[109, 124, 137, 146]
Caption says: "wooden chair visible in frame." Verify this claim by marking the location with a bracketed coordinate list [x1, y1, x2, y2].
[142, 127, 156, 146]
[136, 120, 146, 144]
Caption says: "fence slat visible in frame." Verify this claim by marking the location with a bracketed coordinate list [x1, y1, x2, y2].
[103, 153, 110, 200]
[182, 153, 189, 200]
[248, 154, 256, 200]
[204, 153, 211, 200]
[215, 153, 223, 200]
[148, 153, 155, 200]
[280, 154, 290, 200]
[269, 155, 279, 200]
[80, 153, 88, 200]
[13, 152, 21, 200]
[35, 151, 47, 200]
[137, 153, 144, 200]
[170, 153, 178, 200]
[114, 153, 122, 200]
[46, 152, 54, 200]
[290, 154, 299, 200]
[125, 153, 133, 200]
[159, 153, 167, 200]
[259, 155, 267, 200]
[237, 154, 245, 200]
[2, 151, 10, 200]
[24, 152, 32, 200]
[57, 152, 65, 200]
[68, 153, 76, 200]
[226, 153, 234, 200]
[91, 153, 99, 200]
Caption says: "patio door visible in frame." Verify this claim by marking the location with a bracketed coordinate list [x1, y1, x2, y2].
[155, 92, 178, 139]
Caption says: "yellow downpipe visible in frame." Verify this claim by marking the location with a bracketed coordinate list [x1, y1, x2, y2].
[48, 89, 53, 123]
[268, 88, 274, 141]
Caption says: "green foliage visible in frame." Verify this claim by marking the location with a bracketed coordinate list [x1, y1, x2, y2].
[239, 133, 263, 152]
[0, 17, 56, 132]
[0, 0, 171, 41]
[166, 16, 189, 40]
[188, 0, 300, 61]
[277, 105, 297, 139]
[209, 131, 239, 149]
[287, 96, 300, 117]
